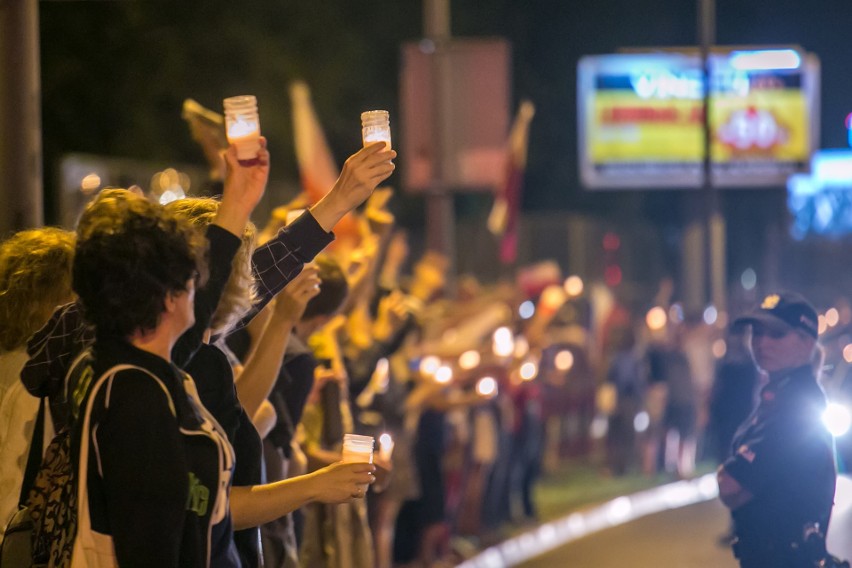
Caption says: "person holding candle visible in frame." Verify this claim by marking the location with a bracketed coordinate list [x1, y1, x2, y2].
[22, 134, 396, 423]
[163, 198, 375, 568]
[22, 131, 395, 567]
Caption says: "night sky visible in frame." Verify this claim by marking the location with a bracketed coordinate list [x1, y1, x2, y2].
[37, 0, 852, 304]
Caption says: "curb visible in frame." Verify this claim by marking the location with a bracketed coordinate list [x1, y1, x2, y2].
[457, 473, 720, 567]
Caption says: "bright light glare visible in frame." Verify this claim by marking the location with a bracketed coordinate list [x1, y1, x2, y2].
[818, 315, 828, 335]
[703, 306, 718, 326]
[494, 327, 512, 344]
[646, 307, 668, 331]
[564, 276, 584, 297]
[476, 376, 498, 397]
[823, 403, 852, 437]
[540, 285, 567, 311]
[520, 361, 538, 381]
[843, 344, 852, 363]
[712, 339, 727, 359]
[606, 497, 632, 524]
[459, 350, 481, 370]
[729, 49, 801, 71]
[634, 411, 650, 433]
[554, 350, 574, 372]
[420, 356, 441, 376]
[493, 327, 515, 357]
[435, 365, 453, 384]
[826, 308, 840, 327]
[379, 432, 393, 449]
[159, 188, 185, 205]
[590, 415, 608, 439]
[80, 173, 101, 193]
[519, 300, 535, 319]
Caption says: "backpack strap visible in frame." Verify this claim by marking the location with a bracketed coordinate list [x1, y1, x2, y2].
[17, 397, 45, 508]
[16, 346, 93, 508]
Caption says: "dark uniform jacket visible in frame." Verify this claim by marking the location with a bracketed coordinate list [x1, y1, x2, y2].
[723, 364, 836, 563]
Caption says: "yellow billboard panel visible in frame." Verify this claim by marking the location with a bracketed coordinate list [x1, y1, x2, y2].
[579, 51, 819, 189]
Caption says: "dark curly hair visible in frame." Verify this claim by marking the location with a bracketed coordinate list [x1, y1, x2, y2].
[73, 196, 204, 338]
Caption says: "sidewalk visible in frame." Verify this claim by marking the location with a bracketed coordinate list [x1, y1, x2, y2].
[456, 462, 719, 567]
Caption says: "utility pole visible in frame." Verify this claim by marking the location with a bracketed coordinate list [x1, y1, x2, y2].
[423, 0, 456, 281]
[699, 0, 726, 313]
[0, 0, 43, 234]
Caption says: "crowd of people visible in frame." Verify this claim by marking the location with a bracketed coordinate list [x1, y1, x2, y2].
[0, 105, 849, 568]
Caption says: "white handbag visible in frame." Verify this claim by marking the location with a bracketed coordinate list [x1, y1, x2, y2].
[70, 364, 165, 568]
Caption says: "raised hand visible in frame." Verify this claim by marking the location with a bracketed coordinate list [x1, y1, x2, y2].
[310, 142, 396, 233]
[272, 264, 321, 324]
[214, 136, 270, 237]
[223, 136, 270, 212]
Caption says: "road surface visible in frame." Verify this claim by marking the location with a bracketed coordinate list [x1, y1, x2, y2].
[518, 499, 737, 568]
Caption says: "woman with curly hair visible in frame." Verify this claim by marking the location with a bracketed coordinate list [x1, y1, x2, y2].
[165, 197, 376, 568]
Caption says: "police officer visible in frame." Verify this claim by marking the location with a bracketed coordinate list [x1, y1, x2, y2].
[717, 292, 837, 567]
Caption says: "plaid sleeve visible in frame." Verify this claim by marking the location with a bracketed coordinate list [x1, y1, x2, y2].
[21, 302, 94, 428]
[241, 210, 333, 326]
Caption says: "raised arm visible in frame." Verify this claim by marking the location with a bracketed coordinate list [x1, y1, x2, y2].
[235, 266, 320, 421]
[243, 143, 396, 324]
[173, 142, 269, 367]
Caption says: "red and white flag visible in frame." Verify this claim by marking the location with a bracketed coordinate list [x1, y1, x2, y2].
[488, 100, 535, 265]
[290, 81, 360, 248]
[290, 81, 340, 203]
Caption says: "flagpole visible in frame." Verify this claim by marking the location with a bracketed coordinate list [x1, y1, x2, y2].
[424, 0, 457, 288]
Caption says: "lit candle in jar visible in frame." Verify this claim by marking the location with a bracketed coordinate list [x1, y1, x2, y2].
[361, 110, 392, 149]
[227, 118, 260, 159]
[341, 434, 374, 464]
[223, 95, 261, 161]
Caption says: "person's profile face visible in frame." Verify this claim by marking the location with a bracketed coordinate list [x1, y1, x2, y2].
[173, 278, 196, 335]
[749, 322, 813, 372]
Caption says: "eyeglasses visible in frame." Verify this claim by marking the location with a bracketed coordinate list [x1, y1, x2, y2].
[751, 325, 791, 339]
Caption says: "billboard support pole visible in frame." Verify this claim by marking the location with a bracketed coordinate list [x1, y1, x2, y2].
[423, 0, 457, 285]
[699, 0, 726, 313]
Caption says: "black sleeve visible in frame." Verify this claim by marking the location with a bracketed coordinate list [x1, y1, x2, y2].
[279, 352, 316, 429]
[722, 397, 830, 500]
[92, 370, 189, 567]
[186, 346, 242, 444]
[173, 224, 241, 368]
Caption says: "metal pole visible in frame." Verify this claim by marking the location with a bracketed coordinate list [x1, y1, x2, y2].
[0, 0, 43, 234]
[423, 0, 456, 281]
[699, 0, 726, 312]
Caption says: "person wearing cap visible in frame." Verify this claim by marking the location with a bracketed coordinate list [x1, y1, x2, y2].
[717, 292, 837, 567]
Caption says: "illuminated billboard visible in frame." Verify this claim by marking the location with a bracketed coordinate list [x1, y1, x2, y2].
[578, 49, 820, 189]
